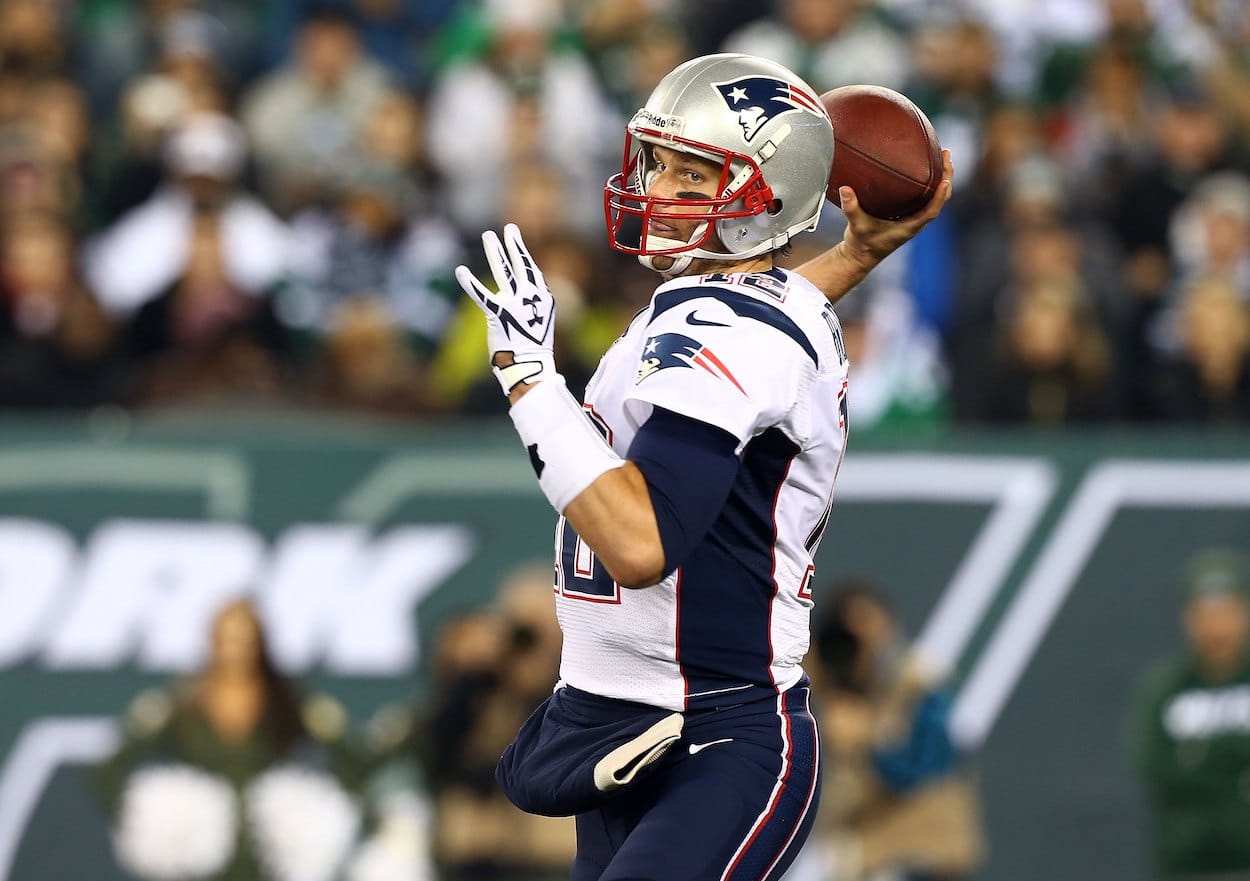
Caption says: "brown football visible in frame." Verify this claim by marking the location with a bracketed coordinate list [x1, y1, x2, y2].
[821, 85, 943, 220]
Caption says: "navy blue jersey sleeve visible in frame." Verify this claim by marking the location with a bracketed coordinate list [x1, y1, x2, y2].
[626, 407, 740, 576]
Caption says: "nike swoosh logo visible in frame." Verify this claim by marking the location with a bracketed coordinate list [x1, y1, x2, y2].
[686, 311, 730, 328]
[688, 738, 734, 755]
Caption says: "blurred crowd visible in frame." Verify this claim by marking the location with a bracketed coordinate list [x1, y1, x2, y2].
[2, 0, 1250, 427]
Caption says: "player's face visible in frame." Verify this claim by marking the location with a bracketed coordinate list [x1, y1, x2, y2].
[644, 145, 725, 244]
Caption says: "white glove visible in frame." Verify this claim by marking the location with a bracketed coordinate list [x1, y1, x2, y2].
[455, 223, 558, 395]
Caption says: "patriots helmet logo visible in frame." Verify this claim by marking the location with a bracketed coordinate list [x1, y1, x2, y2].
[714, 76, 825, 142]
[636, 332, 747, 395]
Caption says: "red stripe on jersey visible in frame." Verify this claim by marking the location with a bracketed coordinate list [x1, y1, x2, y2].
[695, 348, 748, 396]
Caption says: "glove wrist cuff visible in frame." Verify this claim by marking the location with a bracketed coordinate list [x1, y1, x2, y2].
[493, 352, 557, 395]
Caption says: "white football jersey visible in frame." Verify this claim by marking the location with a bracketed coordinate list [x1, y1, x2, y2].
[554, 268, 849, 711]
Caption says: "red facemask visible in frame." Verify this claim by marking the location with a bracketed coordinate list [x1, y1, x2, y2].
[603, 128, 775, 258]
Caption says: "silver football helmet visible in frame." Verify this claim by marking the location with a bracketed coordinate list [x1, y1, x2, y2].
[604, 53, 834, 274]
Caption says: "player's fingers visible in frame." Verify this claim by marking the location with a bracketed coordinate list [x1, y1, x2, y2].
[913, 176, 952, 224]
[482, 230, 515, 295]
[838, 185, 859, 218]
[503, 223, 542, 288]
[454, 265, 498, 314]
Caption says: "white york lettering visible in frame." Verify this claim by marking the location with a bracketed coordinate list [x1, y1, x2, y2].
[0, 519, 474, 675]
[42, 521, 265, 671]
[256, 525, 369, 673]
[0, 520, 75, 667]
[323, 525, 474, 674]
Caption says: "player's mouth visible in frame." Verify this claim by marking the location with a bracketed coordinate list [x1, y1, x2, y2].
[648, 220, 680, 236]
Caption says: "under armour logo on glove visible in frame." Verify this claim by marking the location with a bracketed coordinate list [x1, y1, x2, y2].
[455, 224, 559, 395]
[524, 295, 544, 328]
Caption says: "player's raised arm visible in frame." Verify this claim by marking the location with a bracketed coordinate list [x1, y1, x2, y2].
[797, 148, 953, 305]
[455, 224, 671, 588]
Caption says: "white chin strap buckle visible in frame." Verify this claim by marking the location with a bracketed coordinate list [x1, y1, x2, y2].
[637, 223, 708, 275]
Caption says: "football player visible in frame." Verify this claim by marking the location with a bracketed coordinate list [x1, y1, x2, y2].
[455, 53, 951, 881]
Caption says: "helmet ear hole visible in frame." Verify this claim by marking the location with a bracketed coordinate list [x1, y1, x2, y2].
[767, 198, 783, 216]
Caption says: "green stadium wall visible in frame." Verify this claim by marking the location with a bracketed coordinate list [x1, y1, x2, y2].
[0, 415, 1246, 881]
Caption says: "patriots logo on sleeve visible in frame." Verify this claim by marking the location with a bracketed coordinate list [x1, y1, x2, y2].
[636, 332, 746, 395]
[713, 76, 826, 142]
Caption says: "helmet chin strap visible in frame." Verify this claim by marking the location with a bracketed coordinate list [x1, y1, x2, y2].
[637, 223, 707, 276]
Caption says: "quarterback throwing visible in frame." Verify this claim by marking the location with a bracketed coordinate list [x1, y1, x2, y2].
[455, 53, 951, 881]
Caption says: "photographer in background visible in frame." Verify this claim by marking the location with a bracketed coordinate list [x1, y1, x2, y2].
[1131, 549, 1250, 881]
[797, 580, 984, 881]
[418, 562, 574, 881]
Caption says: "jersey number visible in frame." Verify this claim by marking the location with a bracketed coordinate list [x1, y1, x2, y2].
[555, 516, 621, 604]
[701, 271, 787, 301]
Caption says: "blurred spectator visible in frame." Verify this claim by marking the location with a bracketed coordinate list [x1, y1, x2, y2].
[259, 0, 430, 89]
[94, 72, 188, 225]
[308, 296, 433, 416]
[424, 0, 620, 232]
[281, 161, 461, 355]
[0, 0, 67, 79]
[23, 77, 88, 174]
[720, 0, 910, 92]
[76, 2, 258, 116]
[99, 598, 355, 881]
[952, 155, 1126, 423]
[241, 6, 390, 211]
[1050, 41, 1158, 210]
[122, 207, 291, 407]
[1131, 549, 1250, 881]
[358, 88, 431, 184]
[85, 112, 289, 317]
[906, 15, 1002, 165]
[1168, 171, 1250, 297]
[0, 210, 123, 407]
[0, 122, 80, 222]
[420, 563, 575, 881]
[1196, 2, 1250, 144]
[1108, 89, 1234, 306]
[796, 580, 984, 881]
[968, 225, 1121, 424]
[88, 7, 240, 226]
[953, 103, 1046, 223]
[1105, 91, 1244, 417]
[1034, 0, 1188, 109]
[573, 1, 690, 112]
[980, 275, 1115, 424]
[1148, 277, 1250, 424]
[785, 219, 946, 430]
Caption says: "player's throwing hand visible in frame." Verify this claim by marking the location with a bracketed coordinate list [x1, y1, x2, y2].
[455, 223, 557, 395]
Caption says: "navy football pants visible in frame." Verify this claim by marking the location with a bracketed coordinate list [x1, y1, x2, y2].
[570, 682, 821, 881]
